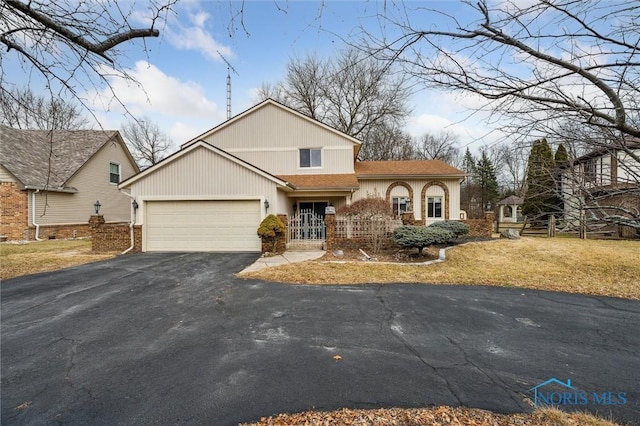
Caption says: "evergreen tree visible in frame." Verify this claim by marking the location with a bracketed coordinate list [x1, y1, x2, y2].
[475, 150, 499, 211]
[554, 143, 569, 165]
[523, 138, 559, 223]
[460, 148, 480, 217]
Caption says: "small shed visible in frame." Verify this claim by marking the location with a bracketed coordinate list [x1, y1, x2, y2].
[497, 195, 524, 223]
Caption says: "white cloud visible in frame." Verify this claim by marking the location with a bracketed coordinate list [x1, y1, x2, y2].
[166, 11, 232, 62]
[87, 61, 219, 119]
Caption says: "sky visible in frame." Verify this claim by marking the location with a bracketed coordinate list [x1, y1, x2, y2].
[5, 1, 508, 154]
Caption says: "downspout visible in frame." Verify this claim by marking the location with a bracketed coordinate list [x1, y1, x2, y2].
[32, 190, 44, 241]
[121, 191, 136, 254]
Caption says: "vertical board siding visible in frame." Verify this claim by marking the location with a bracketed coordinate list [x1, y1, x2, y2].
[33, 141, 136, 225]
[131, 147, 279, 225]
[354, 178, 461, 221]
[202, 104, 356, 174]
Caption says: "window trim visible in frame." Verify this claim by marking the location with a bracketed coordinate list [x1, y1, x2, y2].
[299, 148, 322, 169]
[109, 162, 121, 185]
[427, 196, 443, 219]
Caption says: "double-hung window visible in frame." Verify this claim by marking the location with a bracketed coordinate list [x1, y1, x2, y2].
[109, 162, 121, 184]
[300, 148, 321, 168]
[427, 196, 442, 218]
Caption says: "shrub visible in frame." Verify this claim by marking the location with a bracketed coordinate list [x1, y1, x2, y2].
[392, 225, 454, 255]
[337, 197, 394, 218]
[337, 197, 394, 254]
[257, 214, 286, 252]
[427, 221, 470, 239]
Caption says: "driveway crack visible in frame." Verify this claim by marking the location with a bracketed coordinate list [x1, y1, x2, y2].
[375, 287, 462, 406]
[445, 336, 526, 410]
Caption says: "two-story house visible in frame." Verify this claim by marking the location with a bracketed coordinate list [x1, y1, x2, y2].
[561, 140, 639, 237]
[118, 99, 465, 252]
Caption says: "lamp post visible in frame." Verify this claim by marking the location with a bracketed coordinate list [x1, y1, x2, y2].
[94, 200, 101, 215]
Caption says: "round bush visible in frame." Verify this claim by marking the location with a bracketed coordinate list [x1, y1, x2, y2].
[392, 225, 455, 255]
[427, 220, 470, 238]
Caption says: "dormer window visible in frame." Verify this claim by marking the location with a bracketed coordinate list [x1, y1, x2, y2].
[300, 148, 321, 168]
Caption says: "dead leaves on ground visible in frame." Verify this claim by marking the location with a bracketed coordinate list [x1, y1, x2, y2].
[242, 406, 620, 426]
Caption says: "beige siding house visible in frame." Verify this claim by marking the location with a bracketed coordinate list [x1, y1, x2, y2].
[0, 126, 138, 240]
[120, 99, 465, 252]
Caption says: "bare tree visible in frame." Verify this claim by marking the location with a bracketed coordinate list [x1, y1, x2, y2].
[121, 117, 173, 168]
[0, 86, 88, 130]
[363, 0, 640, 231]
[256, 48, 412, 160]
[0, 0, 175, 116]
[358, 123, 415, 161]
[414, 130, 460, 166]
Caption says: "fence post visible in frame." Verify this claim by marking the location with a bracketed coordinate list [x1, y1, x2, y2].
[324, 211, 336, 252]
[547, 215, 556, 238]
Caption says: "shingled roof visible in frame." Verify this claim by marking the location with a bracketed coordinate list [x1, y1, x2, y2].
[277, 174, 359, 190]
[0, 125, 120, 190]
[355, 160, 465, 177]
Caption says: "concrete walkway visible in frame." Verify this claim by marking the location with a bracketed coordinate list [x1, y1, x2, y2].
[240, 250, 325, 273]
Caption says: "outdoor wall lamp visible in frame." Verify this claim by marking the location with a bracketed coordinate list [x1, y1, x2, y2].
[94, 200, 101, 215]
[132, 200, 139, 210]
[264, 199, 270, 210]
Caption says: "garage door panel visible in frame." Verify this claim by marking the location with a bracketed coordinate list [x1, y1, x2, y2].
[145, 200, 261, 252]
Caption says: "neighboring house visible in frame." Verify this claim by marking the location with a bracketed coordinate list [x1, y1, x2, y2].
[119, 99, 465, 252]
[561, 141, 639, 236]
[0, 126, 139, 241]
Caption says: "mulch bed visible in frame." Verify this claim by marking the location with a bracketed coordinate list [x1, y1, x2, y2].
[325, 237, 495, 264]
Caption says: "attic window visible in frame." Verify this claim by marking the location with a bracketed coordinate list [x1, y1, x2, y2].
[300, 148, 321, 168]
[109, 162, 120, 184]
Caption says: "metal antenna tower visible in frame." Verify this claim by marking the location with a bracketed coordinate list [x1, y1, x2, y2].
[218, 51, 238, 120]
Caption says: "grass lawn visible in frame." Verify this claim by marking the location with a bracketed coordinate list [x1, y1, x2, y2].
[0, 239, 117, 280]
[239, 237, 640, 300]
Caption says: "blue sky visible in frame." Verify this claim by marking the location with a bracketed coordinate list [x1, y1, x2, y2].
[7, 1, 501, 153]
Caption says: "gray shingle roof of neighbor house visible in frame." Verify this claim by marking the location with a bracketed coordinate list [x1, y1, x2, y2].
[0, 125, 127, 190]
[497, 195, 524, 205]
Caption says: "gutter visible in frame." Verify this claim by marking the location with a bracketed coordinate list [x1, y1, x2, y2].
[32, 189, 44, 241]
[120, 190, 136, 254]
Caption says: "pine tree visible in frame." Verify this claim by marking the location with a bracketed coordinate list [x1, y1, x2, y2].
[475, 150, 499, 211]
[554, 143, 569, 165]
[523, 138, 559, 223]
[460, 148, 480, 217]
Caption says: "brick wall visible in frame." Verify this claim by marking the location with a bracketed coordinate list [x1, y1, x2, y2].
[38, 224, 91, 240]
[0, 182, 28, 240]
[90, 215, 141, 253]
[462, 212, 494, 238]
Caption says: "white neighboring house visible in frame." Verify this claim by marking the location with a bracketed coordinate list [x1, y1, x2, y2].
[118, 99, 465, 252]
[561, 141, 640, 237]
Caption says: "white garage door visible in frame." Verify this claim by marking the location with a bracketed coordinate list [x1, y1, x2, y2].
[145, 200, 261, 252]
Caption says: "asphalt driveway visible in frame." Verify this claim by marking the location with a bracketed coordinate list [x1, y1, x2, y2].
[2, 253, 639, 425]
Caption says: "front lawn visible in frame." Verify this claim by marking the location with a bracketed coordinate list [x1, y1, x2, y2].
[239, 237, 640, 300]
[0, 239, 117, 280]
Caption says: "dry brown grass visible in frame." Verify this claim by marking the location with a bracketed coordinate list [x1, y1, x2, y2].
[239, 237, 640, 300]
[0, 239, 117, 280]
[243, 405, 622, 425]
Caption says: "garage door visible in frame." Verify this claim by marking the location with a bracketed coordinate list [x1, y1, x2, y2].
[145, 200, 261, 252]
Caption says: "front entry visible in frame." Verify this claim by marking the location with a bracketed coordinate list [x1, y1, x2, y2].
[288, 201, 327, 249]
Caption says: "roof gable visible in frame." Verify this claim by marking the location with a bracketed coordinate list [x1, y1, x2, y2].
[181, 99, 363, 151]
[119, 140, 290, 189]
[0, 125, 134, 189]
